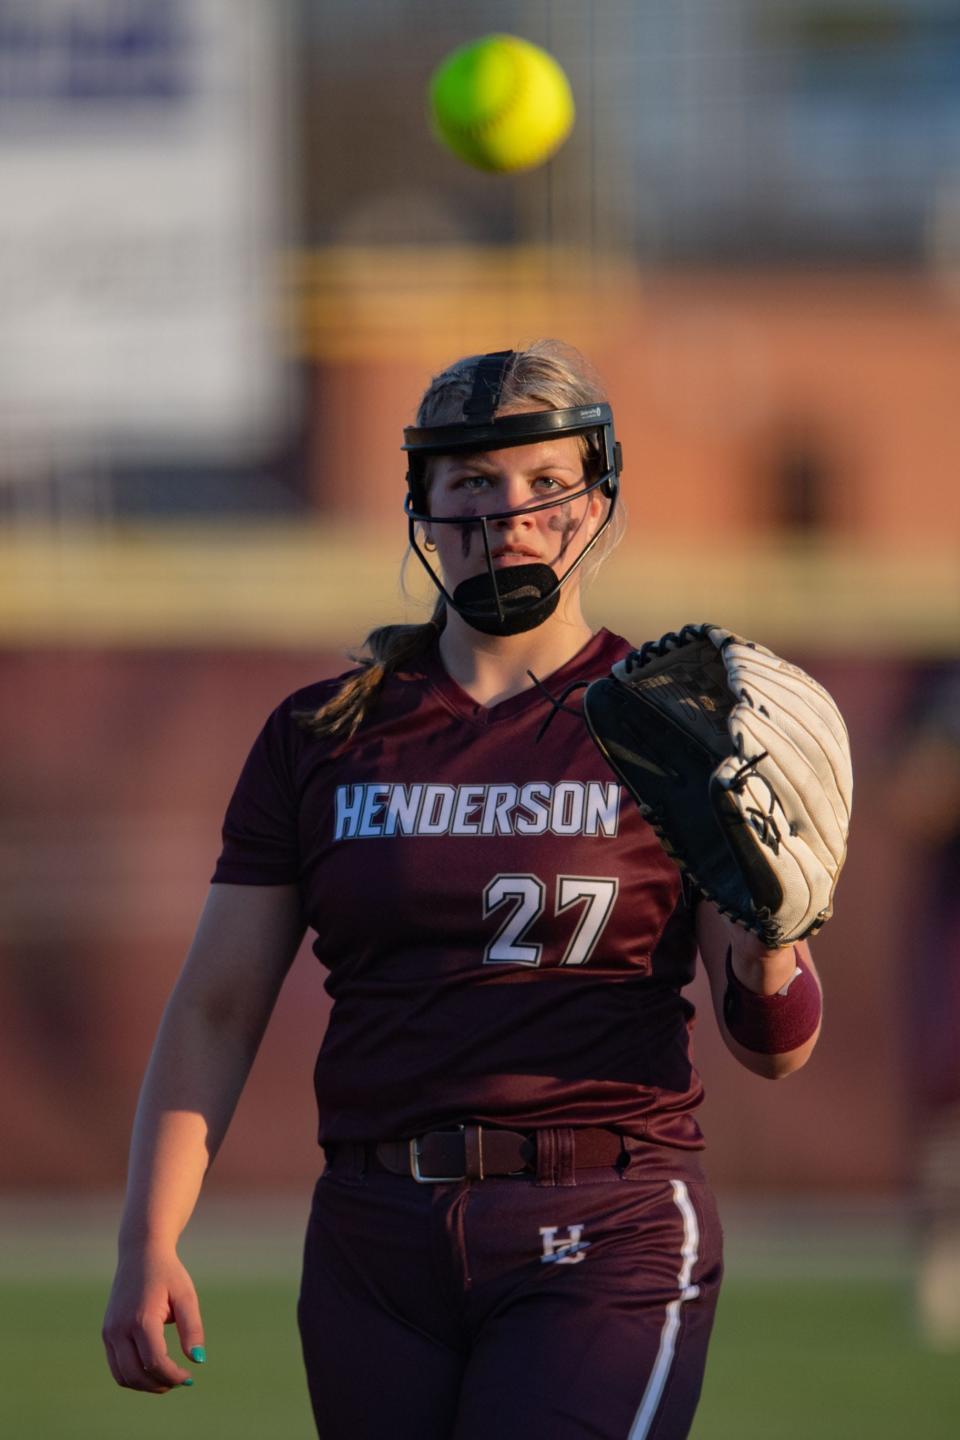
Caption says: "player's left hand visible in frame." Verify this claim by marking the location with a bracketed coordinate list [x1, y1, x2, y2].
[583, 623, 853, 947]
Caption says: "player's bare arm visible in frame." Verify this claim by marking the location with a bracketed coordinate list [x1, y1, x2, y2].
[696, 902, 822, 1080]
[102, 882, 304, 1393]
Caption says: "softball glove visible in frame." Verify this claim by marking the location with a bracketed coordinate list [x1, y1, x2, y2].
[583, 624, 853, 947]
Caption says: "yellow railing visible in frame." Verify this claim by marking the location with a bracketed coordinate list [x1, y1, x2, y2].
[286, 246, 640, 361]
[1, 525, 956, 653]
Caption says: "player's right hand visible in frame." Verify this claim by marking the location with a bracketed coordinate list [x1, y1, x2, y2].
[102, 1247, 206, 1393]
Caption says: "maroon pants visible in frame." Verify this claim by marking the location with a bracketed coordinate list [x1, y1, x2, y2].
[297, 1134, 723, 1440]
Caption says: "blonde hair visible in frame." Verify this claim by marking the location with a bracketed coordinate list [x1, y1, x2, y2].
[303, 339, 624, 742]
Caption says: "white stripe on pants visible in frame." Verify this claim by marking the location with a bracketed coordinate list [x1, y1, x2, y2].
[626, 1179, 701, 1440]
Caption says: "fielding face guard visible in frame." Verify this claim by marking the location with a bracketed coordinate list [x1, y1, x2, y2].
[402, 350, 623, 635]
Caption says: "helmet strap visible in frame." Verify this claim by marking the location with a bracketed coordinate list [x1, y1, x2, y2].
[462, 350, 516, 422]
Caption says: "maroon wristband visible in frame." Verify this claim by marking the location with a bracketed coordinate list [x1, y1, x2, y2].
[722, 947, 822, 1055]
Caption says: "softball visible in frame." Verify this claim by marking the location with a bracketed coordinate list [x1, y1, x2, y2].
[428, 34, 575, 174]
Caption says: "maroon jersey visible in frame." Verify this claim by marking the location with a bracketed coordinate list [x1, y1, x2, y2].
[213, 629, 706, 1149]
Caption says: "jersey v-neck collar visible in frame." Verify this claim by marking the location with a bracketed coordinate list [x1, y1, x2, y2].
[419, 628, 623, 728]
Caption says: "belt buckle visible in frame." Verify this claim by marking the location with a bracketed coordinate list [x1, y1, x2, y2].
[409, 1124, 465, 1183]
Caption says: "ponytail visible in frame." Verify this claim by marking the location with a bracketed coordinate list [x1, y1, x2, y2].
[300, 599, 446, 742]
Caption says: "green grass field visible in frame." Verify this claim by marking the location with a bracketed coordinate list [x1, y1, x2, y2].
[2, 1276, 958, 1439]
[697, 1278, 960, 1440]
[1, 1199, 957, 1439]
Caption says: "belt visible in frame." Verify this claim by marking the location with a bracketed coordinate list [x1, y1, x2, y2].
[368, 1125, 625, 1183]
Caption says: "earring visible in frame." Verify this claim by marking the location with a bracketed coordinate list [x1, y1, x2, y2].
[423, 536, 437, 552]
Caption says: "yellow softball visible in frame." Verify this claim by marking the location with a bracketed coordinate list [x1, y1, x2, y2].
[428, 34, 575, 174]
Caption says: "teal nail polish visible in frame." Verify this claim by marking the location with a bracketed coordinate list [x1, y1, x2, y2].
[190, 1346, 206, 1364]
[181, 1378, 194, 1387]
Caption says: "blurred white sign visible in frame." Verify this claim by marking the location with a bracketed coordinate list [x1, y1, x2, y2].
[0, 0, 288, 454]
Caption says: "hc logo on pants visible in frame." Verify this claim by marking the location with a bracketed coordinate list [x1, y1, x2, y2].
[539, 1224, 590, 1264]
